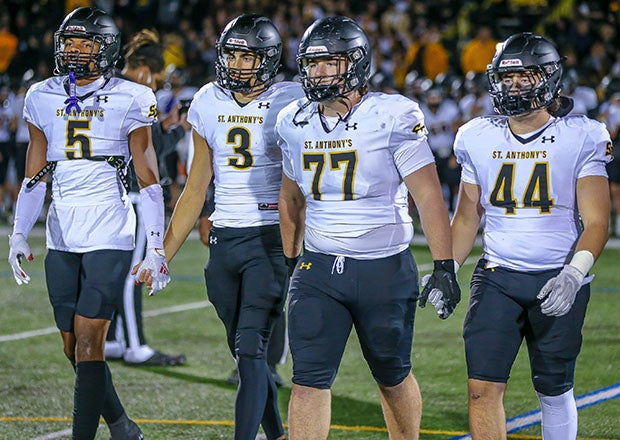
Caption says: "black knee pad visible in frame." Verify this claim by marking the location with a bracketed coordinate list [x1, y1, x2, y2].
[361, 303, 412, 387]
[532, 359, 576, 396]
[236, 328, 268, 359]
[532, 374, 574, 397]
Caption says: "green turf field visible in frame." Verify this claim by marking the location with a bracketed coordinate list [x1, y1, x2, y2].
[1, 234, 619, 439]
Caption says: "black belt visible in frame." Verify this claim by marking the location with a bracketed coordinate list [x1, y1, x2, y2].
[27, 156, 129, 192]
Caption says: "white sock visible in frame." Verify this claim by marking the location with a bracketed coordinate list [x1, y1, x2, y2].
[123, 345, 156, 363]
[537, 388, 577, 440]
[104, 341, 126, 359]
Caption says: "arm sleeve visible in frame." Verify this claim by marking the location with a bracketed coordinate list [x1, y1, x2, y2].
[12, 178, 46, 238]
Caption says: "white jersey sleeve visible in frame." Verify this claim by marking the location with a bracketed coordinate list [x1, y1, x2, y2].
[188, 81, 304, 227]
[455, 114, 613, 270]
[389, 96, 435, 178]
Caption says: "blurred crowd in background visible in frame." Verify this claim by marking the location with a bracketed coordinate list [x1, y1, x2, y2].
[0, 0, 619, 229]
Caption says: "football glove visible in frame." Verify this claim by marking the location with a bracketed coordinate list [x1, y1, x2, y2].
[420, 273, 450, 319]
[8, 233, 33, 285]
[134, 248, 170, 296]
[285, 255, 300, 278]
[419, 259, 461, 319]
[537, 264, 584, 317]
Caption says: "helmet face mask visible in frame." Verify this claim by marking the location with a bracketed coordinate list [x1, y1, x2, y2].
[215, 14, 282, 93]
[54, 7, 120, 78]
[486, 33, 562, 116]
[297, 16, 371, 102]
[299, 55, 351, 102]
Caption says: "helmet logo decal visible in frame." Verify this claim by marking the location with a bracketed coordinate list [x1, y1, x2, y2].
[227, 38, 248, 46]
[499, 59, 523, 67]
[307, 45, 328, 53]
[65, 25, 87, 32]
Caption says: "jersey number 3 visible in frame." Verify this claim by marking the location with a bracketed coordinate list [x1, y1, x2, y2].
[227, 126, 253, 169]
[489, 162, 554, 214]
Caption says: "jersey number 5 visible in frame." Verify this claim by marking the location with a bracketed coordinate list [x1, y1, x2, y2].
[489, 162, 554, 214]
[303, 151, 357, 200]
[66, 120, 92, 159]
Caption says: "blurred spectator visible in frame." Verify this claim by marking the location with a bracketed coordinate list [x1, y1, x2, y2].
[598, 76, 620, 236]
[9, 69, 36, 205]
[561, 69, 599, 117]
[156, 65, 198, 210]
[459, 71, 494, 120]
[0, 14, 18, 76]
[405, 24, 449, 81]
[420, 87, 462, 213]
[0, 83, 14, 221]
[460, 25, 497, 75]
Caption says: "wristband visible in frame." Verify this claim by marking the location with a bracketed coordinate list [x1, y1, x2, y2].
[433, 259, 456, 274]
[568, 250, 594, 276]
[140, 183, 165, 249]
[13, 178, 46, 239]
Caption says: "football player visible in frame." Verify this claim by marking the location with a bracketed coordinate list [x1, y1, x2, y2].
[104, 28, 188, 367]
[135, 14, 303, 440]
[275, 16, 459, 439]
[451, 33, 612, 439]
[7, 7, 169, 439]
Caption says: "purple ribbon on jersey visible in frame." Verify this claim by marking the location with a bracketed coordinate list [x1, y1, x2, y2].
[64, 72, 81, 114]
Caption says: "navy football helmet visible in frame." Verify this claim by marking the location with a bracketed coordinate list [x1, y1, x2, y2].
[297, 16, 371, 102]
[54, 7, 120, 78]
[215, 14, 282, 93]
[486, 33, 563, 116]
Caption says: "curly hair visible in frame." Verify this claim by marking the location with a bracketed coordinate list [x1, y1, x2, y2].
[123, 29, 165, 73]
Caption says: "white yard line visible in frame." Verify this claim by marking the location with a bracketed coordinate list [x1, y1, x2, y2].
[0, 301, 211, 343]
[449, 382, 620, 439]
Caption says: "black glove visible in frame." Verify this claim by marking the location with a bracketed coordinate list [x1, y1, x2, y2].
[285, 255, 300, 278]
[418, 259, 461, 319]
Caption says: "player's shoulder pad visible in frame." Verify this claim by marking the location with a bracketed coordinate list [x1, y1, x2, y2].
[264, 81, 304, 99]
[108, 76, 152, 96]
[25, 77, 60, 98]
[561, 113, 600, 129]
[364, 91, 423, 117]
[458, 115, 507, 136]
[277, 97, 312, 123]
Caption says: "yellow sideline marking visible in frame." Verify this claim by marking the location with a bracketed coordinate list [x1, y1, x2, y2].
[0, 417, 617, 439]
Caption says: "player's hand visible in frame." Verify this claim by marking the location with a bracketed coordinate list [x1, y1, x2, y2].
[285, 255, 300, 278]
[132, 248, 170, 296]
[420, 274, 449, 318]
[537, 265, 584, 317]
[8, 233, 33, 285]
[419, 259, 461, 319]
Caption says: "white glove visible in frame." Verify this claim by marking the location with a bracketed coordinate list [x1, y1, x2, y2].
[421, 273, 451, 319]
[133, 248, 170, 296]
[537, 265, 584, 317]
[8, 234, 33, 285]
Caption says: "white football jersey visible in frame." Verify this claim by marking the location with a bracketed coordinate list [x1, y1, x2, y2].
[24, 75, 157, 252]
[187, 81, 304, 227]
[276, 92, 435, 259]
[455, 114, 613, 270]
